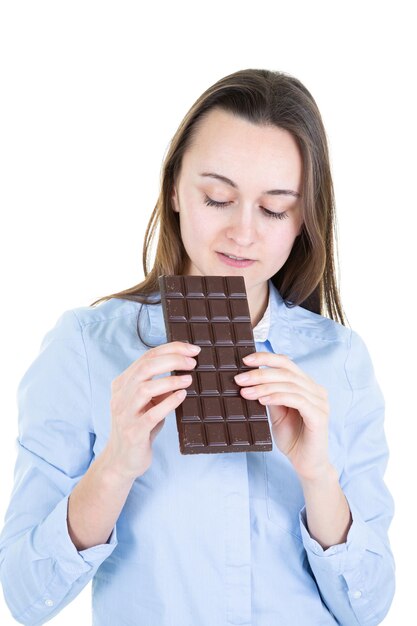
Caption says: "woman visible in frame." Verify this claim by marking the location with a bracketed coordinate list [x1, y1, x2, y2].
[0, 69, 395, 625]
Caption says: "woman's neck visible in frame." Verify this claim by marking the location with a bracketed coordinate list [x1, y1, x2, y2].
[248, 282, 269, 328]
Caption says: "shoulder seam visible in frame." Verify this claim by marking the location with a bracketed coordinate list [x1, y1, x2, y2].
[284, 305, 349, 344]
[74, 307, 141, 329]
[343, 328, 355, 416]
[289, 324, 350, 344]
[71, 310, 93, 419]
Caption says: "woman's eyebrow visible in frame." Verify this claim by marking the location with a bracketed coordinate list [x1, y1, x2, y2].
[199, 171, 301, 198]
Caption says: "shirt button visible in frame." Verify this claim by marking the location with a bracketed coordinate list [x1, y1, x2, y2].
[44, 599, 54, 607]
[352, 590, 362, 599]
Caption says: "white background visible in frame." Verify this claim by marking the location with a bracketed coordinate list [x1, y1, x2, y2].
[0, 1, 415, 624]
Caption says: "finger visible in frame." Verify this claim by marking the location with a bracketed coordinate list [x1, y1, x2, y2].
[242, 352, 311, 382]
[259, 392, 328, 431]
[235, 363, 328, 403]
[126, 373, 193, 413]
[114, 341, 200, 387]
[259, 391, 328, 430]
[240, 382, 327, 412]
[150, 419, 165, 444]
[234, 368, 323, 400]
[119, 353, 197, 400]
[135, 353, 198, 382]
[142, 389, 187, 432]
[147, 341, 201, 358]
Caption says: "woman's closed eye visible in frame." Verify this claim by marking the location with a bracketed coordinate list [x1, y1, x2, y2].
[203, 194, 289, 221]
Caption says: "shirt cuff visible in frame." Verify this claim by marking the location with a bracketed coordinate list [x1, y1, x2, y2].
[299, 497, 368, 576]
[33, 494, 118, 576]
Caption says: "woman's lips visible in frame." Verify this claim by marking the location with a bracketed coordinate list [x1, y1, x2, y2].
[216, 251, 255, 268]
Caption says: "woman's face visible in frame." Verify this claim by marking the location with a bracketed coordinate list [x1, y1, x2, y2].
[171, 108, 303, 305]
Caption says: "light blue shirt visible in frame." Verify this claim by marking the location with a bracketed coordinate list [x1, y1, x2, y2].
[0, 280, 395, 625]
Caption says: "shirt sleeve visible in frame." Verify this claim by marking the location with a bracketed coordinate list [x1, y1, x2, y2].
[298, 329, 395, 626]
[0, 310, 118, 626]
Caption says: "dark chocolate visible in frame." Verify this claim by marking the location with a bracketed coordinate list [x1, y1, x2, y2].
[159, 275, 273, 454]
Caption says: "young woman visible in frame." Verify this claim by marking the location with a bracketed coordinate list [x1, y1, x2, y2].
[0, 69, 395, 625]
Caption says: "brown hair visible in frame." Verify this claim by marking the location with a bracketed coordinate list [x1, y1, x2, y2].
[91, 68, 348, 343]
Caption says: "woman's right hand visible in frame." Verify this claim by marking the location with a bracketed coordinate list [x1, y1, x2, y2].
[104, 341, 201, 480]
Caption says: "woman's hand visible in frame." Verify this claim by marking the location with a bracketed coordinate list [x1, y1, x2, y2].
[105, 341, 200, 480]
[234, 352, 331, 481]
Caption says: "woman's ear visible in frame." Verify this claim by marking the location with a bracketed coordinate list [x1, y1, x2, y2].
[171, 186, 180, 213]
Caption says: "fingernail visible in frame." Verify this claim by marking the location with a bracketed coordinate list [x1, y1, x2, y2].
[180, 375, 192, 383]
[234, 373, 249, 383]
[187, 344, 201, 354]
[242, 354, 255, 363]
[259, 396, 270, 404]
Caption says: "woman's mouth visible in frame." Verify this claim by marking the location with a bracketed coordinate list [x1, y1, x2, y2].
[216, 252, 255, 268]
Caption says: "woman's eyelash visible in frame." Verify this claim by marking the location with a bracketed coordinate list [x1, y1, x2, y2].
[203, 195, 289, 221]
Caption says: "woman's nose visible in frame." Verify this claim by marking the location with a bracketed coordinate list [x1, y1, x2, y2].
[226, 209, 256, 247]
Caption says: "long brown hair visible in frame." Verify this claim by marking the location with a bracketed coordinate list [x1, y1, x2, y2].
[91, 68, 348, 338]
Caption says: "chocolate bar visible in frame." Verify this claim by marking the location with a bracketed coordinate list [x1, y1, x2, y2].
[158, 275, 273, 454]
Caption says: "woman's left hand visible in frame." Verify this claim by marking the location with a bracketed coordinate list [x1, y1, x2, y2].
[234, 352, 331, 482]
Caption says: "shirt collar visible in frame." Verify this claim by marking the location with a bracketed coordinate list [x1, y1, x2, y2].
[143, 278, 292, 357]
[252, 295, 270, 342]
[264, 279, 292, 357]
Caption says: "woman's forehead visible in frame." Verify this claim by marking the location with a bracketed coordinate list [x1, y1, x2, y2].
[181, 111, 302, 192]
